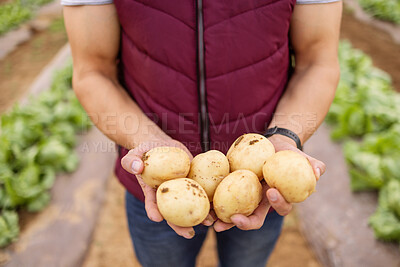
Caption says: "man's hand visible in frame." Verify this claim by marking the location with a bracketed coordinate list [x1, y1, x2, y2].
[213, 1, 342, 233]
[121, 138, 215, 239]
[213, 136, 325, 232]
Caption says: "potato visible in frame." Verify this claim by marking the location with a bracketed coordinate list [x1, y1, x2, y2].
[263, 150, 316, 203]
[227, 133, 275, 180]
[141, 147, 190, 188]
[156, 178, 210, 227]
[188, 150, 230, 201]
[213, 170, 262, 223]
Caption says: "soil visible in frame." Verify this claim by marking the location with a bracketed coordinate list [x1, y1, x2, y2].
[0, 6, 399, 267]
[0, 14, 67, 236]
[83, 177, 320, 267]
[82, 178, 137, 267]
[0, 13, 67, 259]
[0, 18, 67, 113]
[83, 10, 400, 266]
[340, 10, 400, 91]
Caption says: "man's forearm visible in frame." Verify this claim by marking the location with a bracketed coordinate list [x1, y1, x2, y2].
[63, 5, 168, 149]
[73, 72, 170, 149]
[269, 1, 342, 146]
[268, 63, 340, 145]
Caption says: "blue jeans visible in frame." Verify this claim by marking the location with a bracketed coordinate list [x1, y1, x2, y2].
[125, 191, 283, 267]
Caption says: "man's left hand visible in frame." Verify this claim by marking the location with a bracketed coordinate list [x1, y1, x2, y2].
[213, 135, 325, 232]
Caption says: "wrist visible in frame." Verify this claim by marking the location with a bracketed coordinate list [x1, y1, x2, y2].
[267, 134, 297, 149]
[264, 126, 303, 150]
[144, 134, 172, 147]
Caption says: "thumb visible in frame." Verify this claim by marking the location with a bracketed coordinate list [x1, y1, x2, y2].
[121, 152, 144, 175]
[306, 156, 325, 180]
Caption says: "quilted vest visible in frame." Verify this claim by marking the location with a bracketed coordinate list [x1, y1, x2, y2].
[114, 0, 296, 201]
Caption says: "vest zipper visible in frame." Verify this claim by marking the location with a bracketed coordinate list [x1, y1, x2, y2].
[196, 0, 210, 152]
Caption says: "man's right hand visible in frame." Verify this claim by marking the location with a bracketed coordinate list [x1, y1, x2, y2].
[121, 138, 214, 239]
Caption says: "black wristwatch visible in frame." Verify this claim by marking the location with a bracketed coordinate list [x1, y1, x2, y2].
[263, 126, 303, 151]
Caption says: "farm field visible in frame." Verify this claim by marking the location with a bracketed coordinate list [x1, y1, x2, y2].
[0, 2, 399, 266]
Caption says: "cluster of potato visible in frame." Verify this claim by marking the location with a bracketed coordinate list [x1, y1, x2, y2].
[141, 133, 317, 227]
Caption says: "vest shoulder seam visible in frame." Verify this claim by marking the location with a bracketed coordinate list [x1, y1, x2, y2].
[122, 31, 197, 83]
[207, 40, 287, 80]
[206, 0, 282, 30]
[133, 0, 195, 31]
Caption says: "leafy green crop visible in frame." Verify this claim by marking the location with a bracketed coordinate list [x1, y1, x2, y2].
[359, 0, 400, 24]
[326, 42, 400, 140]
[0, 211, 19, 247]
[369, 180, 400, 241]
[26, 0, 54, 6]
[0, 0, 55, 36]
[343, 125, 400, 192]
[0, 1, 31, 35]
[0, 63, 91, 246]
[369, 210, 400, 241]
[327, 41, 400, 243]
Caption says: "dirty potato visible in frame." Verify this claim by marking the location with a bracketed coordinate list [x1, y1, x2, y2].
[141, 147, 190, 188]
[188, 150, 230, 201]
[263, 150, 316, 203]
[227, 133, 275, 180]
[213, 170, 262, 223]
[156, 178, 210, 227]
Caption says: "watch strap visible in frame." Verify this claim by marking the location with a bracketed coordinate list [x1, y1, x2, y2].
[263, 126, 303, 151]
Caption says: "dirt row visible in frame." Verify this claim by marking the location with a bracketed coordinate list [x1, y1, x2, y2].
[0, 6, 399, 267]
[0, 17, 66, 112]
[340, 11, 400, 91]
[82, 8, 400, 267]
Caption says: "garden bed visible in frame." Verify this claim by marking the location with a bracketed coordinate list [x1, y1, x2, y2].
[344, 0, 400, 44]
[0, 45, 116, 266]
[340, 9, 400, 91]
[4, 128, 115, 267]
[1, 3, 399, 265]
[296, 9, 400, 265]
[0, 17, 67, 113]
[0, 0, 62, 60]
[298, 125, 400, 267]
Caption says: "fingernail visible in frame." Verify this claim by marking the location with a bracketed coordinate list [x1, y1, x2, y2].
[316, 168, 321, 179]
[269, 191, 278, 202]
[204, 219, 212, 226]
[235, 219, 243, 228]
[131, 160, 141, 174]
[184, 230, 195, 239]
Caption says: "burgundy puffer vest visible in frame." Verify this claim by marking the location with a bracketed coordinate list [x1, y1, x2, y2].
[114, 0, 296, 201]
